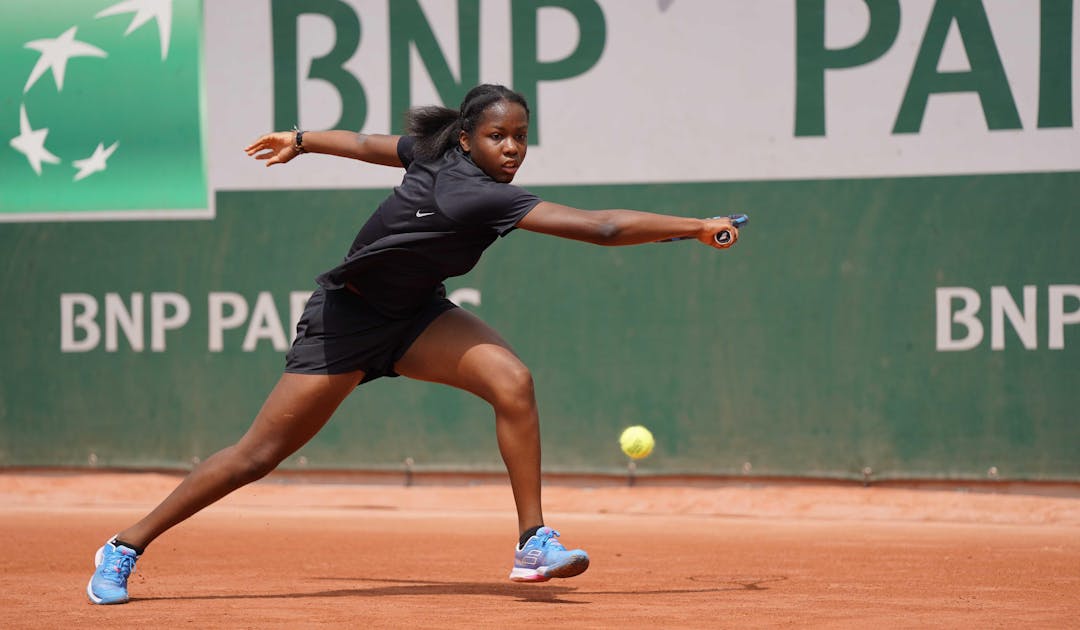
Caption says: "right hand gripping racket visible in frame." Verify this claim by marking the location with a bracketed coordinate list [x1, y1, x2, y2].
[657, 213, 749, 245]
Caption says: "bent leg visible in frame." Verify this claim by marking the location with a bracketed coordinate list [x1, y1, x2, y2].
[393, 308, 543, 536]
[114, 370, 364, 549]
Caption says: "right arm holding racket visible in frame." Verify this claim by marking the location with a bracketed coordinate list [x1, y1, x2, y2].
[517, 203, 743, 250]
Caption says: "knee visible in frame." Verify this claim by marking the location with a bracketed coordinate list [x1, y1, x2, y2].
[488, 364, 536, 414]
[229, 446, 283, 486]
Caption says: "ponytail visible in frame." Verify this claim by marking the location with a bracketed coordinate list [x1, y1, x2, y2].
[403, 84, 531, 162]
[405, 106, 461, 161]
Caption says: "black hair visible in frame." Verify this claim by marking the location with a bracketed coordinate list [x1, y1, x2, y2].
[405, 84, 531, 161]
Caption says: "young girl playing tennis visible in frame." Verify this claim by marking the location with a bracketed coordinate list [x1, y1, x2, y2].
[87, 84, 739, 604]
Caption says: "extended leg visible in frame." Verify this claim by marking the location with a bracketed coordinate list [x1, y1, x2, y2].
[393, 308, 543, 535]
[115, 370, 364, 549]
[394, 308, 589, 582]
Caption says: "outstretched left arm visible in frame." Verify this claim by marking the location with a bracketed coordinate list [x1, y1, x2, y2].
[245, 130, 405, 168]
[516, 202, 738, 249]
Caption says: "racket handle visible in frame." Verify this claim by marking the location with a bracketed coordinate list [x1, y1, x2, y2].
[658, 213, 748, 243]
[713, 214, 747, 245]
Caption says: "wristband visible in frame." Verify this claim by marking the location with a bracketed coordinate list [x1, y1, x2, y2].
[293, 126, 307, 154]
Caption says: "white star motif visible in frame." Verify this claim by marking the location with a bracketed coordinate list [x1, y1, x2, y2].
[23, 27, 107, 93]
[96, 0, 173, 61]
[72, 142, 120, 181]
[9, 105, 62, 175]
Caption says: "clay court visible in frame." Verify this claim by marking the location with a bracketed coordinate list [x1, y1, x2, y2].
[3, 472, 1078, 629]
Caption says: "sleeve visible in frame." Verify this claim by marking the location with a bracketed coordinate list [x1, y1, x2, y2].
[439, 178, 542, 236]
[396, 135, 417, 169]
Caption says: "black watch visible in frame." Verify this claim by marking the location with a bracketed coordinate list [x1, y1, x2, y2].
[294, 129, 307, 154]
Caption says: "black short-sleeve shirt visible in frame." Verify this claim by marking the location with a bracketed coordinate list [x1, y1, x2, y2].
[315, 136, 541, 318]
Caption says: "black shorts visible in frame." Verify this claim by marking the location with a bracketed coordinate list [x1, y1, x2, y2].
[285, 287, 458, 383]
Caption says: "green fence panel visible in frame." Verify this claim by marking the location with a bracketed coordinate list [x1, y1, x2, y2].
[1, 172, 1078, 479]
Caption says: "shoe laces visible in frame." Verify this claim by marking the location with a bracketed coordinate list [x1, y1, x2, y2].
[106, 550, 137, 581]
[537, 528, 566, 551]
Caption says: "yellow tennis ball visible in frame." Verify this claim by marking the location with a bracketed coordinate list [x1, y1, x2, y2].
[619, 425, 654, 460]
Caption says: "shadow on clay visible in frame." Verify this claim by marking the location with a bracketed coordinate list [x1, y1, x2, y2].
[131, 575, 787, 605]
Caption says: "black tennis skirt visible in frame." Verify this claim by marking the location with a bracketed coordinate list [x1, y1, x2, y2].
[285, 286, 457, 384]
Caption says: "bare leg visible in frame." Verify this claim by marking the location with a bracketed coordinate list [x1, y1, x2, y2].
[393, 308, 543, 536]
[114, 371, 364, 549]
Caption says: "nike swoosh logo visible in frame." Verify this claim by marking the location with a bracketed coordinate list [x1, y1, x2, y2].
[415, 210, 435, 218]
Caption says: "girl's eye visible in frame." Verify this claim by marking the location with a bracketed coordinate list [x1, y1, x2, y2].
[491, 133, 502, 140]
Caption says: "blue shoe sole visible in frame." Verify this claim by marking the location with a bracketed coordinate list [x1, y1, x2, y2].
[509, 553, 590, 582]
[542, 553, 590, 579]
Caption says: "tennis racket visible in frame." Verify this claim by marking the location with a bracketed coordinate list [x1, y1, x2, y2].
[657, 213, 748, 245]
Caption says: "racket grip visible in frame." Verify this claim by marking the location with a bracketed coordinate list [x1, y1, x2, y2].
[714, 214, 747, 245]
[656, 213, 748, 243]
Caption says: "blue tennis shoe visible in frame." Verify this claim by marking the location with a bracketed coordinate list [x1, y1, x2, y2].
[509, 527, 589, 582]
[87, 538, 139, 604]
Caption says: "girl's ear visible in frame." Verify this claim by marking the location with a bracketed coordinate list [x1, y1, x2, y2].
[459, 129, 471, 153]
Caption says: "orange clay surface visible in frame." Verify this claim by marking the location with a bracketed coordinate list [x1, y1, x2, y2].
[2, 472, 1079, 629]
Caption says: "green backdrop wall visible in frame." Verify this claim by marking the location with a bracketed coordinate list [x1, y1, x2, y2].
[2, 172, 1077, 479]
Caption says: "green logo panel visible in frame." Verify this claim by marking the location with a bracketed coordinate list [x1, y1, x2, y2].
[0, 0, 206, 220]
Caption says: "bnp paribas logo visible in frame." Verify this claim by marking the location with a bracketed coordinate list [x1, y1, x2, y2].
[1, 0, 208, 222]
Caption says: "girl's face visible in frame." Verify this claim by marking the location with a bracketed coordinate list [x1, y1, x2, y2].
[460, 100, 529, 183]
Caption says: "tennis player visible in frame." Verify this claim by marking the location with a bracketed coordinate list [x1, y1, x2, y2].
[87, 84, 739, 604]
